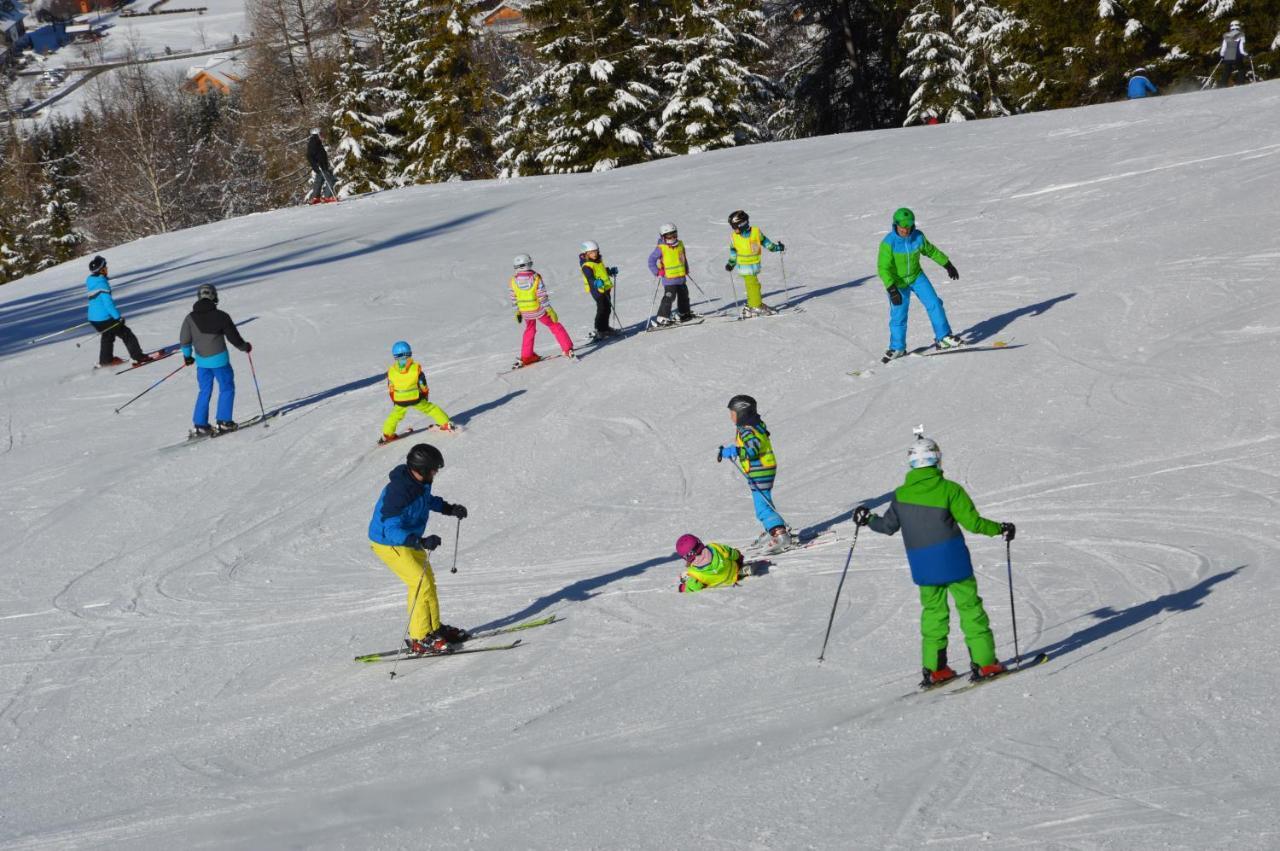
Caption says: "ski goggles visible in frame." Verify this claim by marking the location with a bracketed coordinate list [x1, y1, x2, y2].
[662, 233, 679, 243]
[395, 355, 410, 367]
[681, 541, 705, 563]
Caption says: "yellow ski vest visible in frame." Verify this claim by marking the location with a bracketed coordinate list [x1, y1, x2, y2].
[731, 226, 763, 266]
[581, 259, 614, 294]
[659, 242, 687, 279]
[510, 271, 544, 314]
[387, 360, 424, 403]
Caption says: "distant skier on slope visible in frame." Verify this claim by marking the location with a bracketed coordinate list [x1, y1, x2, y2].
[647, 222, 697, 326]
[1127, 68, 1157, 99]
[674, 534, 744, 593]
[1218, 21, 1248, 87]
[852, 430, 1016, 687]
[380, 340, 456, 444]
[306, 128, 337, 204]
[84, 255, 164, 368]
[178, 284, 251, 437]
[509, 254, 575, 367]
[718, 394, 791, 554]
[877, 207, 963, 363]
[724, 209, 786, 317]
[579, 240, 620, 340]
[367, 443, 470, 654]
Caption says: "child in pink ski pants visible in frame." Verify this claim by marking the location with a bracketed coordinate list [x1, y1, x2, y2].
[509, 260, 574, 363]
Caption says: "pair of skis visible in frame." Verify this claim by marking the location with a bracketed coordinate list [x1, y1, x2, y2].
[353, 614, 560, 665]
[849, 339, 1012, 378]
[906, 651, 1051, 699]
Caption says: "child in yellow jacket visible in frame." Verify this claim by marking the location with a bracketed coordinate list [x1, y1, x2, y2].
[381, 341, 455, 443]
[674, 534, 745, 592]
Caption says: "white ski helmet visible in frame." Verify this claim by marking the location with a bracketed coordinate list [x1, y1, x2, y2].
[512, 254, 533, 270]
[658, 222, 678, 238]
[309, 127, 321, 136]
[580, 240, 600, 253]
[1229, 19, 1241, 30]
[907, 435, 942, 469]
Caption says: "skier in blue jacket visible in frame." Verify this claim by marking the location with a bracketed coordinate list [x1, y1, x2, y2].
[368, 443, 470, 654]
[84, 255, 161, 368]
[1127, 68, 1157, 99]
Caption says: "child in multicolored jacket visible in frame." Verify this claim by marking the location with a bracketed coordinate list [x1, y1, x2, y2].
[718, 394, 792, 553]
[510, 253, 575, 366]
[674, 534, 743, 592]
[724, 210, 785, 317]
[877, 207, 963, 362]
[380, 340, 455, 444]
[853, 431, 1016, 687]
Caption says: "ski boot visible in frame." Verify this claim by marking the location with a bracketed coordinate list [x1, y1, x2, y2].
[678, 312, 699, 323]
[651, 316, 676, 327]
[765, 526, 793, 554]
[970, 661, 1006, 681]
[881, 348, 907, 363]
[215, 420, 238, 434]
[378, 432, 399, 445]
[920, 650, 958, 688]
[132, 352, 164, 367]
[191, 424, 214, 439]
[99, 357, 127, 367]
[438, 422, 458, 433]
[437, 624, 471, 644]
[936, 334, 964, 350]
[519, 353, 542, 367]
[406, 633, 450, 655]
[564, 349, 577, 359]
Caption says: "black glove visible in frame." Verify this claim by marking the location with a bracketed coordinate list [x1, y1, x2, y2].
[716, 446, 724, 464]
[420, 534, 442, 551]
[774, 242, 786, 252]
[243, 341, 252, 353]
[887, 286, 903, 306]
[724, 261, 735, 272]
[944, 262, 959, 280]
[606, 266, 618, 277]
[1000, 522, 1016, 542]
[853, 506, 871, 527]
[515, 311, 523, 324]
[183, 356, 195, 366]
[441, 502, 468, 520]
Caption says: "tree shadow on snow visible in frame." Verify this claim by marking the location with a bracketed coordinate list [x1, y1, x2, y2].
[470, 552, 679, 632]
[960, 292, 1076, 344]
[1032, 565, 1245, 662]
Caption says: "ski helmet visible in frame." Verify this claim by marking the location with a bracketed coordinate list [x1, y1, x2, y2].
[728, 210, 749, 230]
[391, 340, 412, 359]
[406, 443, 444, 476]
[727, 394, 758, 419]
[512, 254, 533, 270]
[580, 240, 600, 254]
[658, 222, 678, 239]
[676, 533, 704, 562]
[88, 255, 107, 273]
[309, 127, 321, 136]
[1133, 67, 1147, 75]
[196, 283, 218, 303]
[1229, 19, 1241, 30]
[907, 435, 942, 469]
[893, 207, 916, 230]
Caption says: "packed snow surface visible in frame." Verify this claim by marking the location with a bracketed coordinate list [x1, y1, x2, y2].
[3, 83, 1280, 849]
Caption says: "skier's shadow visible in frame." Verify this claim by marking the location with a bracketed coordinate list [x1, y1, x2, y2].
[1034, 565, 1245, 662]
[798, 490, 894, 540]
[960, 292, 1075, 343]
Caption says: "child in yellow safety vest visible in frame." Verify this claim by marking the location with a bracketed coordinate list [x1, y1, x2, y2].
[724, 209, 785, 317]
[579, 240, 620, 340]
[381, 341, 455, 444]
[675, 534, 744, 593]
[510, 253, 575, 366]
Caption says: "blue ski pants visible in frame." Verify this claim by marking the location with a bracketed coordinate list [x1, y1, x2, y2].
[751, 488, 785, 533]
[194, 365, 235, 426]
[889, 273, 953, 351]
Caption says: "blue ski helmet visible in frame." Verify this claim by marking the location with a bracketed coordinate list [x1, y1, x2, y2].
[391, 341, 412, 359]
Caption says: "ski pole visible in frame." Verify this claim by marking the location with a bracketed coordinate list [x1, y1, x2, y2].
[247, 349, 268, 426]
[1006, 538, 1022, 668]
[30, 320, 91, 345]
[645, 276, 663, 330]
[780, 252, 788, 290]
[323, 170, 339, 201]
[450, 516, 461, 574]
[725, 271, 742, 316]
[1202, 60, 1221, 90]
[114, 361, 185, 414]
[818, 526, 860, 662]
[389, 564, 426, 680]
[75, 319, 121, 348]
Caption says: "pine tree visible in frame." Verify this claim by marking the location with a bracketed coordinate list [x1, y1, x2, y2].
[496, 0, 659, 175]
[331, 29, 392, 194]
[27, 157, 86, 271]
[371, 0, 419, 186]
[954, 1, 1032, 117]
[405, 0, 495, 182]
[900, 1, 974, 125]
[653, 0, 772, 156]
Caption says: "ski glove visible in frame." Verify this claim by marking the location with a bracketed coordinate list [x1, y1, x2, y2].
[514, 310, 523, 324]
[887, 286, 904, 306]
[419, 534, 443, 551]
[183, 355, 195, 366]
[441, 502, 468, 520]
[1000, 522, 1016, 542]
[719, 445, 739, 463]
[725, 261, 736, 272]
[852, 506, 871, 527]
[678, 577, 687, 593]
[771, 242, 785, 252]
[944, 262, 959, 280]
[242, 342, 252, 353]
[606, 266, 618, 277]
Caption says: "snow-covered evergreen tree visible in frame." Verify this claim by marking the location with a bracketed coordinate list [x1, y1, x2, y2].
[653, 0, 772, 156]
[27, 157, 86, 271]
[496, 0, 658, 175]
[331, 29, 392, 195]
[953, 1, 1032, 118]
[900, 0, 973, 125]
[404, 0, 495, 182]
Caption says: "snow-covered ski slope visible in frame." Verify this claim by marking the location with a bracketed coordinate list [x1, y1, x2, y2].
[3, 83, 1280, 849]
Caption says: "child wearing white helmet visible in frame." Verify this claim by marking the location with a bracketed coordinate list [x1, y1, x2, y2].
[1218, 20, 1248, 87]
[646, 222, 697, 326]
[853, 428, 1016, 688]
[579, 240, 620, 339]
[509, 254, 575, 367]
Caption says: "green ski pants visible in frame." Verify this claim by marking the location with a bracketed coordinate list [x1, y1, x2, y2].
[919, 576, 997, 671]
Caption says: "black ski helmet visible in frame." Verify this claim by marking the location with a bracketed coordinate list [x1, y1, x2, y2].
[88, 255, 107, 273]
[406, 443, 444, 476]
[728, 210, 749, 229]
[196, 283, 218, 303]
[727, 394, 758, 418]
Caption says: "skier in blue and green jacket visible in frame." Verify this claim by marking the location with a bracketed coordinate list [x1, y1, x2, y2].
[718, 394, 791, 554]
[853, 431, 1016, 687]
[877, 207, 964, 361]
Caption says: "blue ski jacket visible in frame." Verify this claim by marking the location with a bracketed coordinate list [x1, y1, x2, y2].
[85, 274, 121, 322]
[368, 464, 444, 547]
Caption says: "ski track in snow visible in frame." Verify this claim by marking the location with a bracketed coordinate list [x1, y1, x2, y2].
[2, 83, 1280, 848]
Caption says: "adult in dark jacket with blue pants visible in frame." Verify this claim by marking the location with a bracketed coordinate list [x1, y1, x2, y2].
[84, 255, 158, 367]
[179, 284, 251, 436]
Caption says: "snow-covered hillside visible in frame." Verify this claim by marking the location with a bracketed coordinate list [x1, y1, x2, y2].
[3, 82, 1279, 849]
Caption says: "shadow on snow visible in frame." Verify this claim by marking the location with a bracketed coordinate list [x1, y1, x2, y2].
[960, 292, 1076, 344]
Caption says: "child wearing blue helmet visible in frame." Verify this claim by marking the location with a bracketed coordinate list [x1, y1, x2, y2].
[381, 341, 455, 444]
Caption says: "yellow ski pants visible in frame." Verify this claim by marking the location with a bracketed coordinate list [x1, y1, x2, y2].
[370, 542, 440, 640]
[382, 400, 450, 436]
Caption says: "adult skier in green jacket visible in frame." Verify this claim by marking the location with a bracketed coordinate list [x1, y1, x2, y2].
[854, 431, 1015, 687]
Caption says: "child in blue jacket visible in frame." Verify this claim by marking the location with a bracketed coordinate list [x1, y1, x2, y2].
[84, 255, 161, 368]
